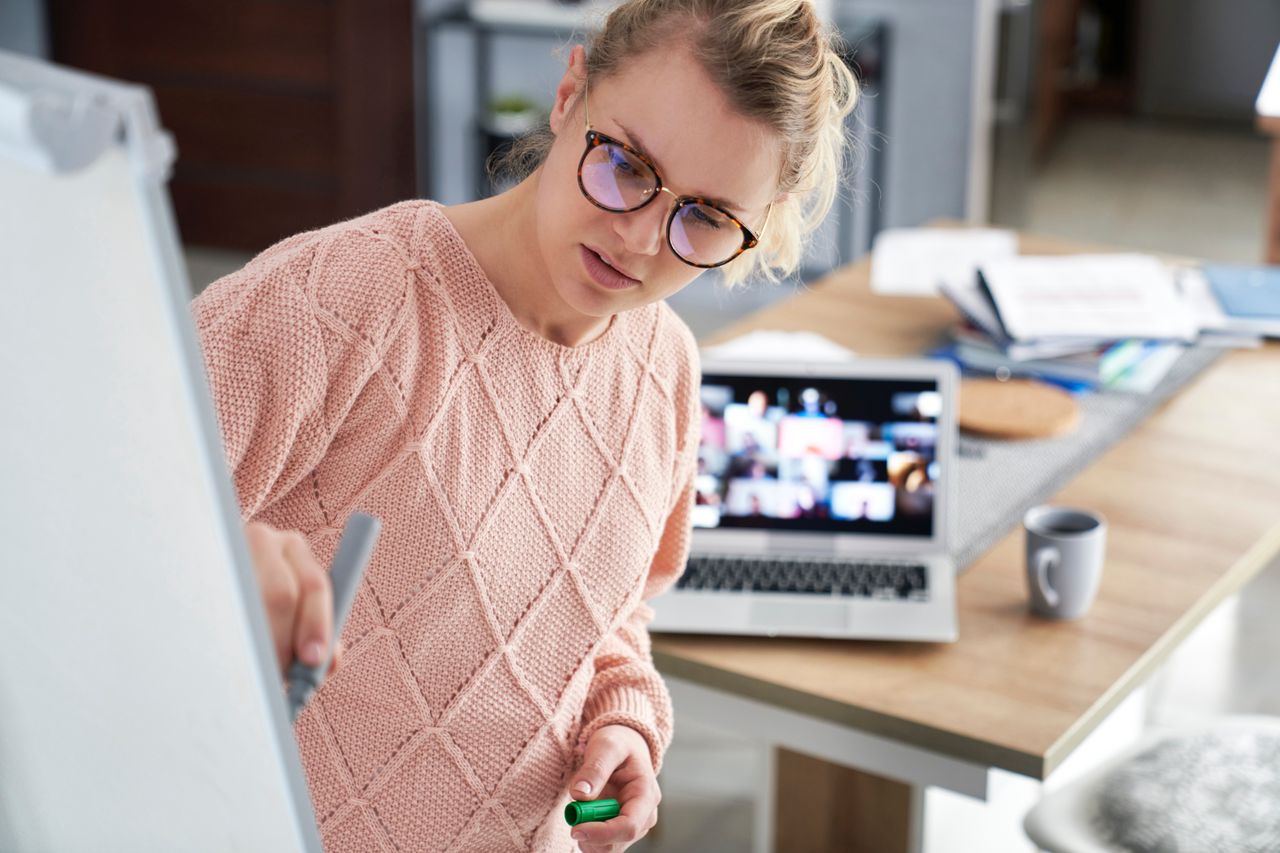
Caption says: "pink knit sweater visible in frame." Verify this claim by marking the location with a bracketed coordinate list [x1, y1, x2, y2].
[191, 200, 699, 851]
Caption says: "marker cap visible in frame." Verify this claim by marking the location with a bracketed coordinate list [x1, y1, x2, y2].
[564, 798, 621, 826]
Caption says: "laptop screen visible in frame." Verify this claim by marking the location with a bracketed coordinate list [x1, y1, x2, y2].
[694, 373, 942, 537]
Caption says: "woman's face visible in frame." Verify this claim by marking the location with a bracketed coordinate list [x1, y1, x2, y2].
[537, 43, 783, 318]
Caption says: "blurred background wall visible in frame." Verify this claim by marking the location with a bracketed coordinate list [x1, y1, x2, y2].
[6, 0, 417, 252]
[0, 0, 47, 58]
[1135, 0, 1277, 120]
[3, 0, 1275, 301]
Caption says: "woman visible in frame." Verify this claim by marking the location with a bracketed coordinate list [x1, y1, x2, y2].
[192, 1, 856, 849]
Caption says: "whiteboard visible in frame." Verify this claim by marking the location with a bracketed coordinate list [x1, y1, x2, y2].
[0, 50, 321, 852]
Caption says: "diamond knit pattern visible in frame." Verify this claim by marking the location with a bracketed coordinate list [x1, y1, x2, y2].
[190, 200, 700, 852]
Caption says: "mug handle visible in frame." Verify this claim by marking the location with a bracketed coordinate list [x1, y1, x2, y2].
[1034, 547, 1061, 609]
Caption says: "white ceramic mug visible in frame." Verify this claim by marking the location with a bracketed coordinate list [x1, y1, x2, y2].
[1023, 505, 1107, 619]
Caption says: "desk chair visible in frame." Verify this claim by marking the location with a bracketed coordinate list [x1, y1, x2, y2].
[1023, 715, 1280, 853]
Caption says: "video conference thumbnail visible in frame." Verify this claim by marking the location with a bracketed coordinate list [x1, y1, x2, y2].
[694, 375, 941, 537]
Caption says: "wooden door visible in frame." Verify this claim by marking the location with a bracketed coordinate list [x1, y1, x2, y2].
[47, 0, 417, 250]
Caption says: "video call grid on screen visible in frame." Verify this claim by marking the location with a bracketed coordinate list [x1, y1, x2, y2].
[696, 374, 942, 537]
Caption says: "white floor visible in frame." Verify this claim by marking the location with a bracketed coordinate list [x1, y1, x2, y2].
[183, 115, 1277, 852]
[991, 116, 1271, 266]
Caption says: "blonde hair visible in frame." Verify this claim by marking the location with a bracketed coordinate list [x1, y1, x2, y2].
[494, 0, 859, 289]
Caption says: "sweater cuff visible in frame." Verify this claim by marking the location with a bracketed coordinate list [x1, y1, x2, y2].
[576, 685, 670, 776]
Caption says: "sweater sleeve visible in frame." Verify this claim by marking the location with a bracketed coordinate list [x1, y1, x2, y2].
[575, 319, 701, 776]
[190, 240, 337, 521]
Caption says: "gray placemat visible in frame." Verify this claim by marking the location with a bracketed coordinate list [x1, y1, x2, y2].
[952, 345, 1227, 571]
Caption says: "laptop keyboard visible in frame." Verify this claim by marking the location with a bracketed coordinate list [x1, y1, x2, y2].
[676, 554, 930, 601]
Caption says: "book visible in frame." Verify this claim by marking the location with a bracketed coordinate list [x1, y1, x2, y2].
[1202, 264, 1280, 338]
[929, 344, 1097, 394]
[939, 279, 1112, 361]
[950, 337, 1163, 385]
[1107, 343, 1185, 393]
[976, 254, 1199, 343]
[951, 320, 1113, 362]
[1174, 266, 1266, 346]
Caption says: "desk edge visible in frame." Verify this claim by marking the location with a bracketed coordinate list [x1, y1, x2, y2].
[653, 647, 1047, 778]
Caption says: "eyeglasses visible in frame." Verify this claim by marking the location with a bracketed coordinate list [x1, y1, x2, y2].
[576, 80, 770, 269]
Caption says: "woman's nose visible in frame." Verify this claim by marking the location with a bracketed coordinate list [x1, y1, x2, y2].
[612, 192, 672, 258]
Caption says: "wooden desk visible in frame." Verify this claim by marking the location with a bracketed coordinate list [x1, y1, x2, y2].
[651, 231, 1280, 852]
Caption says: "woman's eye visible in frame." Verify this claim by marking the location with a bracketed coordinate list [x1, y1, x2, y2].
[609, 149, 637, 174]
[690, 207, 724, 229]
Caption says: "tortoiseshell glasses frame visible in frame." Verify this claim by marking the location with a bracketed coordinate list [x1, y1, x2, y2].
[575, 79, 771, 269]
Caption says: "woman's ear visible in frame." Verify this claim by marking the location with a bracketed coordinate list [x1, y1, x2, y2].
[549, 44, 588, 136]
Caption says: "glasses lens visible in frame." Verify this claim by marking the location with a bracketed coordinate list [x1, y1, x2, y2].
[669, 202, 745, 267]
[580, 141, 657, 212]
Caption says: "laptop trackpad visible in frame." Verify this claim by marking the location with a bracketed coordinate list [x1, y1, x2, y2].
[749, 600, 848, 631]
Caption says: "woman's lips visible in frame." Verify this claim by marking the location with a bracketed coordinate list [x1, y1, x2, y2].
[581, 245, 640, 290]
[595, 248, 639, 280]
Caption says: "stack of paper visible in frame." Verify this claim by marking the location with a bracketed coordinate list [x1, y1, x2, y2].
[870, 228, 1017, 297]
[701, 330, 856, 363]
[933, 253, 1200, 394]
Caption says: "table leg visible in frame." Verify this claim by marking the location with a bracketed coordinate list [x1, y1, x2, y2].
[773, 748, 923, 853]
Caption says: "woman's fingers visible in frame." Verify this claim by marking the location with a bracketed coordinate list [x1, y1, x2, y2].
[571, 734, 630, 801]
[284, 531, 332, 667]
[612, 775, 661, 842]
[246, 522, 300, 670]
[574, 782, 658, 849]
[570, 737, 661, 850]
[244, 522, 335, 675]
[328, 639, 345, 676]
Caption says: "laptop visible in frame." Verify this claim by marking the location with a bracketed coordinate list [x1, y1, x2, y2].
[650, 357, 959, 643]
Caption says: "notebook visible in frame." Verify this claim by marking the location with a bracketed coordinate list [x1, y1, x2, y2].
[1203, 263, 1280, 337]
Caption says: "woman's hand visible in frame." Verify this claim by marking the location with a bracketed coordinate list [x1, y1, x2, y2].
[568, 724, 661, 852]
[244, 521, 343, 676]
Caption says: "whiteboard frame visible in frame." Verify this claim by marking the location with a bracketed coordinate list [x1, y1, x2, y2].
[0, 49, 322, 852]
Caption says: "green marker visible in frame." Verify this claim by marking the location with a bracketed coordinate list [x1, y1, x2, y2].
[565, 798, 621, 826]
